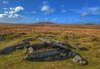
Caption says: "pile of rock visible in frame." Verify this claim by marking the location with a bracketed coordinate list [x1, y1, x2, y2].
[24, 38, 88, 65]
[0, 37, 88, 65]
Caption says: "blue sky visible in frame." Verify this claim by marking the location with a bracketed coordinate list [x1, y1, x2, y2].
[0, 0, 100, 24]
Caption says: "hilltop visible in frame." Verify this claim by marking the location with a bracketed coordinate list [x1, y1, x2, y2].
[34, 22, 56, 24]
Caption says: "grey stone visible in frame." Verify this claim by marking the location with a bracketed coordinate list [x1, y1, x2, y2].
[0, 46, 16, 54]
[73, 55, 88, 65]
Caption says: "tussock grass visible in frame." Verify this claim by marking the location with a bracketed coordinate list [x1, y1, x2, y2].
[0, 32, 100, 69]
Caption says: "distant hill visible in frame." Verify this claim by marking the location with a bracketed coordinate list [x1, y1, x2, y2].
[34, 22, 56, 24]
[0, 22, 13, 25]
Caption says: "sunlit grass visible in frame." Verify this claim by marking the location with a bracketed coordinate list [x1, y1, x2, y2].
[0, 32, 100, 69]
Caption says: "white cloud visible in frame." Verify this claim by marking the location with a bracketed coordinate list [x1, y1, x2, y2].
[81, 11, 91, 16]
[89, 7, 100, 14]
[41, 5, 49, 12]
[15, 6, 24, 13]
[41, 5, 55, 13]
[8, 14, 20, 18]
[0, 0, 8, 4]
[4, 11, 9, 14]
[0, 14, 7, 18]
[9, 8, 15, 14]
[0, 6, 24, 18]
[2, 0, 8, 4]
[81, 7, 100, 16]
[61, 10, 67, 13]
[70, 7, 100, 17]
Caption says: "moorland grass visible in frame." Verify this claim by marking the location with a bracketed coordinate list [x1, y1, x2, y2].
[0, 32, 100, 69]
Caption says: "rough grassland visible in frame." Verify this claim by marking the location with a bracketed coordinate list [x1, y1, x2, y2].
[0, 24, 100, 69]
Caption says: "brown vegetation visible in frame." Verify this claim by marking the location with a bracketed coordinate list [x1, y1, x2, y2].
[0, 24, 100, 37]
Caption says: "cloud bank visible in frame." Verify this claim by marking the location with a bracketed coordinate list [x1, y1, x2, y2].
[0, 6, 24, 18]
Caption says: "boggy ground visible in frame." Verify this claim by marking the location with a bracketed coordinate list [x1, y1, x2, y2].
[0, 24, 100, 69]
